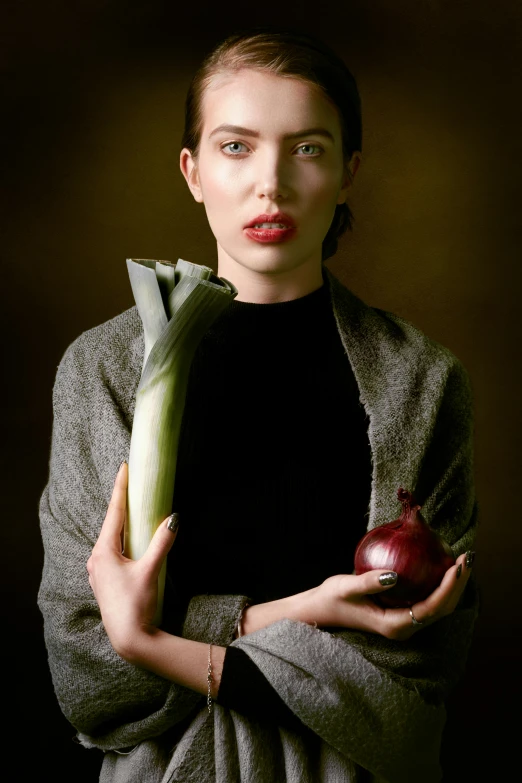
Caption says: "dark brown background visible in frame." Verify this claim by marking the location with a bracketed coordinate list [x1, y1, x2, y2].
[3, 1, 520, 779]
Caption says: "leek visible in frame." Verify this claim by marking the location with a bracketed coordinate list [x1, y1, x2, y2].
[124, 257, 237, 624]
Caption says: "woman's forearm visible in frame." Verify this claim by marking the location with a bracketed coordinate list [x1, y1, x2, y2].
[121, 630, 227, 699]
[118, 588, 319, 698]
[241, 587, 319, 636]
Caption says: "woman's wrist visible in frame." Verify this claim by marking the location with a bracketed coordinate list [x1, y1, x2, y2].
[240, 587, 319, 636]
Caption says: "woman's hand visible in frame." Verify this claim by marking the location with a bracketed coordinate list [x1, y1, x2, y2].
[308, 553, 474, 641]
[86, 462, 179, 657]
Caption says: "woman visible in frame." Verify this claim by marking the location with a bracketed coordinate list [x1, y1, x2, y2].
[38, 26, 478, 782]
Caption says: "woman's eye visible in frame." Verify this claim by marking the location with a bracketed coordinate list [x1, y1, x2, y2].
[296, 144, 322, 156]
[221, 142, 323, 156]
[221, 141, 248, 155]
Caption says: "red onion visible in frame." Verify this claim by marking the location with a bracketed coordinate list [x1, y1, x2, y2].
[354, 488, 455, 607]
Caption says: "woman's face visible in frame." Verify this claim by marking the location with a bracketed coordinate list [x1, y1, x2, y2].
[180, 68, 359, 301]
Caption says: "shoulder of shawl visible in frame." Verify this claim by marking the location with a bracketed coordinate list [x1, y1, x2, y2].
[54, 305, 143, 417]
[324, 266, 469, 394]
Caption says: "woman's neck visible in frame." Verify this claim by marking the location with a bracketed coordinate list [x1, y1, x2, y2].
[216, 252, 325, 304]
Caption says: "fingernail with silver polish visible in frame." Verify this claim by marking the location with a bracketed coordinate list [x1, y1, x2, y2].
[456, 563, 462, 579]
[465, 550, 475, 569]
[379, 572, 398, 586]
[167, 513, 180, 533]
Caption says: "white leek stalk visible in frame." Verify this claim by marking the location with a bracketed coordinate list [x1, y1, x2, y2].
[124, 257, 237, 625]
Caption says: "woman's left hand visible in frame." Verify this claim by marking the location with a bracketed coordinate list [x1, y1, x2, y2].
[86, 462, 179, 656]
[310, 550, 474, 642]
[381, 550, 475, 640]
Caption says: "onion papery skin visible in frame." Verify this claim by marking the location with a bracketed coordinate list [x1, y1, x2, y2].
[354, 488, 455, 608]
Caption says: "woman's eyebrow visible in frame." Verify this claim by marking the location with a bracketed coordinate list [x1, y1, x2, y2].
[208, 123, 335, 142]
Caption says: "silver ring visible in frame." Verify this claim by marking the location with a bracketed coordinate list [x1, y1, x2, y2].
[409, 608, 424, 626]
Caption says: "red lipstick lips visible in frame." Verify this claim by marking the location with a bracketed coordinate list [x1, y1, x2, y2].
[245, 212, 296, 228]
[244, 211, 297, 244]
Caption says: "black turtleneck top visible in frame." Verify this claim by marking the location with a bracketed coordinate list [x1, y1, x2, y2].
[165, 275, 372, 730]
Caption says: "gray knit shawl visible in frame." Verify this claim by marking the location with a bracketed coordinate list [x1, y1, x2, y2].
[38, 267, 479, 783]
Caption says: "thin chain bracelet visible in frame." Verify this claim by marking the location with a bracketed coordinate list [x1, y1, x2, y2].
[207, 643, 213, 714]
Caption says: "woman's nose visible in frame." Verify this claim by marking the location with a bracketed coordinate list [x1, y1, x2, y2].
[254, 150, 290, 201]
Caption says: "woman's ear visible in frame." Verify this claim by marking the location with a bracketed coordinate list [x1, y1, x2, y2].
[349, 151, 362, 181]
[180, 148, 204, 203]
[336, 151, 361, 205]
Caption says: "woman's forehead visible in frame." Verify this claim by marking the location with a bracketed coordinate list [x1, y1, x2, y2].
[201, 69, 340, 138]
